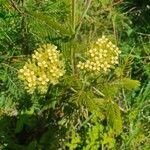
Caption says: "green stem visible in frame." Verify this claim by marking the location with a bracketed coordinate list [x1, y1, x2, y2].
[71, 0, 76, 74]
[71, 44, 75, 74]
[75, 0, 92, 38]
[71, 0, 76, 33]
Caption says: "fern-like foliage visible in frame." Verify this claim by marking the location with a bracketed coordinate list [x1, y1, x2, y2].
[30, 12, 72, 37]
[106, 101, 122, 135]
[121, 78, 140, 90]
[115, 56, 133, 78]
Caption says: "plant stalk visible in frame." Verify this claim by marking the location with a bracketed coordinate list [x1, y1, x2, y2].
[71, 0, 77, 74]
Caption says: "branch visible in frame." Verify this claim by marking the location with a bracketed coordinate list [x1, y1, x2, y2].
[75, 0, 92, 37]
[9, 0, 24, 15]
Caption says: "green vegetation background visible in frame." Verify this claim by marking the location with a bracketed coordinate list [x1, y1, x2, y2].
[0, 0, 149, 150]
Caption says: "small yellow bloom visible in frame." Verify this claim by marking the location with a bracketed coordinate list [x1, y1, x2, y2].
[91, 53, 95, 57]
[23, 66, 27, 69]
[42, 81, 46, 85]
[38, 62, 42, 66]
[85, 64, 89, 68]
[28, 83, 33, 87]
[19, 69, 24, 73]
[27, 77, 32, 82]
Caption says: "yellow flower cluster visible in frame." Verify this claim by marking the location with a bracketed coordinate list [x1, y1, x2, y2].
[77, 36, 121, 73]
[18, 44, 65, 94]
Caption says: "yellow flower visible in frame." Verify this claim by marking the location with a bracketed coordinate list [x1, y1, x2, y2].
[18, 44, 65, 94]
[77, 36, 121, 73]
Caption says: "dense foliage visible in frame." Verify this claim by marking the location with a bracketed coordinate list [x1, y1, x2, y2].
[0, 0, 149, 150]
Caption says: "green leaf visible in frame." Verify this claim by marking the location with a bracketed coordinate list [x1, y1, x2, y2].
[27, 140, 37, 150]
[115, 56, 133, 77]
[30, 12, 72, 36]
[75, 91, 106, 119]
[15, 116, 25, 133]
[106, 101, 122, 135]
[121, 78, 140, 90]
